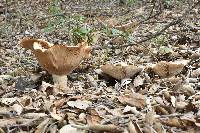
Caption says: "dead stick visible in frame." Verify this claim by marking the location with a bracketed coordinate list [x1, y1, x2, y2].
[71, 124, 122, 132]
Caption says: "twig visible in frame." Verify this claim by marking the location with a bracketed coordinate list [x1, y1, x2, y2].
[155, 113, 184, 118]
[5, 0, 8, 23]
[39, 13, 66, 20]
[71, 123, 123, 132]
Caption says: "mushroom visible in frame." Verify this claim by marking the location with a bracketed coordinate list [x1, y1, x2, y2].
[100, 63, 143, 80]
[20, 38, 92, 91]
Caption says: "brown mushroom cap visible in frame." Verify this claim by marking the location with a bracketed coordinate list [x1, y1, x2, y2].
[20, 38, 53, 50]
[20, 38, 92, 75]
[101, 64, 143, 80]
[152, 61, 185, 78]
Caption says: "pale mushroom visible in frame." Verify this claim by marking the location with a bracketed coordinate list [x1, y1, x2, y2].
[152, 60, 189, 78]
[20, 38, 92, 91]
[100, 63, 143, 80]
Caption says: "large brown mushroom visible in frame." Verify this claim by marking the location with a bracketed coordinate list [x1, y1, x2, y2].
[20, 38, 92, 91]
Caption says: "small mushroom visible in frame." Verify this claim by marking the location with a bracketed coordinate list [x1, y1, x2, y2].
[100, 63, 143, 80]
[20, 38, 92, 91]
[152, 60, 189, 78]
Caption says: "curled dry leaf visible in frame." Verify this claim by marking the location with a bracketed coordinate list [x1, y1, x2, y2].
[123, 105, 140, 115]
[145, 111, 156, 126]
[59, 124, 85, 133]
[176, 101, 188, 109]
[101, 64, 142, 80]
[18, 95, 32, 107]
[152, 61, 189, 78]
[128, 121, 142, 133]
[161, 117, 195, 129]
[67, 100, 92, 110]
[133, 75, 144, 87]
[118, 93, 147, 109]
[12, 104, 23, 115]
[35, 118, 51, 133]
[170, 96, 176, 107]
[50, 112, 63, 121]
[181, 84, 195, 96]
[191, 68, 200, 78]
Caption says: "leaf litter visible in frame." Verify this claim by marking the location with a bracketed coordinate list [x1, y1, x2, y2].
[0, 0, 200, 133]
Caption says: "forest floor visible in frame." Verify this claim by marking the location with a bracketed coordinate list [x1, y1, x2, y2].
[0, 0, 200, 133]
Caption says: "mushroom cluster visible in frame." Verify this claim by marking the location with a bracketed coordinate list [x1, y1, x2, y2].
[20, 38, 92, 91]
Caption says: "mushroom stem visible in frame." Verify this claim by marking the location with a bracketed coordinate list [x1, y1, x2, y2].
[52, 74, 68, 91]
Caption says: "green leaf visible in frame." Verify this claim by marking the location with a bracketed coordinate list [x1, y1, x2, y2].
[126, 34, 134, 43]
[111, 28, 123, 36]
[79, 27, 90, 34]
[159, 46, 173, 54]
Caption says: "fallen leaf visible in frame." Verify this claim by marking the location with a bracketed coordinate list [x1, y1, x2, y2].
[59, 124, 85, 133]
[118, 93, 147, 109]
[123, 106, 140, 115]
[191, 68, 200, 78]
[67, 100, 92, 110]
[12, 104, 23, 115]
[128, 121, 143, 133]
[133, 75, 144, 87]
[50, 112, 63, 121]
[171, 96, 176, 107]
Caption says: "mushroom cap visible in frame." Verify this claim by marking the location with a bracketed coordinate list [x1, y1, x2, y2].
[101, 64, 143, 80]
[20, 38, 92, 75]
[152, 61, 185, 78]
[20, 38, 53, 50]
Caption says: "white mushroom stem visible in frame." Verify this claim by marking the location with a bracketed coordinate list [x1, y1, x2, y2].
[52, 75, 68, 91]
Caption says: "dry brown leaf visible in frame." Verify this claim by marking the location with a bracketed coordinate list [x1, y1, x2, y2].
[145, 111, 156, 126]
[153, 122, 164, 133]
[191, 68, 200, 78]
[101, 64, 142, 80]
[128, 121, 138, 133]
[123, 106, 140, 115]
[118, 93, 147, 109]
[133, 75, 144, 87]
[40, 81, 53, 94]
[161, 117, 195, 128]
[12, 104, 23, 115]
[152, 61, 187, 78]
[18, 95, 32, 107]
[176, 101, 188, 109]
[0, 118, 17, 127]
[111, 36, 125, 45]
[53, 98, 66, 109]
[59, 125, 85, 133]
[35, 118, 51, 133]
[50, 112, 63, 121]
[86, 114, 102, 126]
[105, 18, 119, 27]
[181, 84, 195, 96]
[155, 106, 169, 115]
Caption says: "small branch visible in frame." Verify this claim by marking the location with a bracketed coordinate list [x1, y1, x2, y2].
[39, 13, 66, 20]
[5, 0, 8, 23]
[71, 124, 123, 132]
